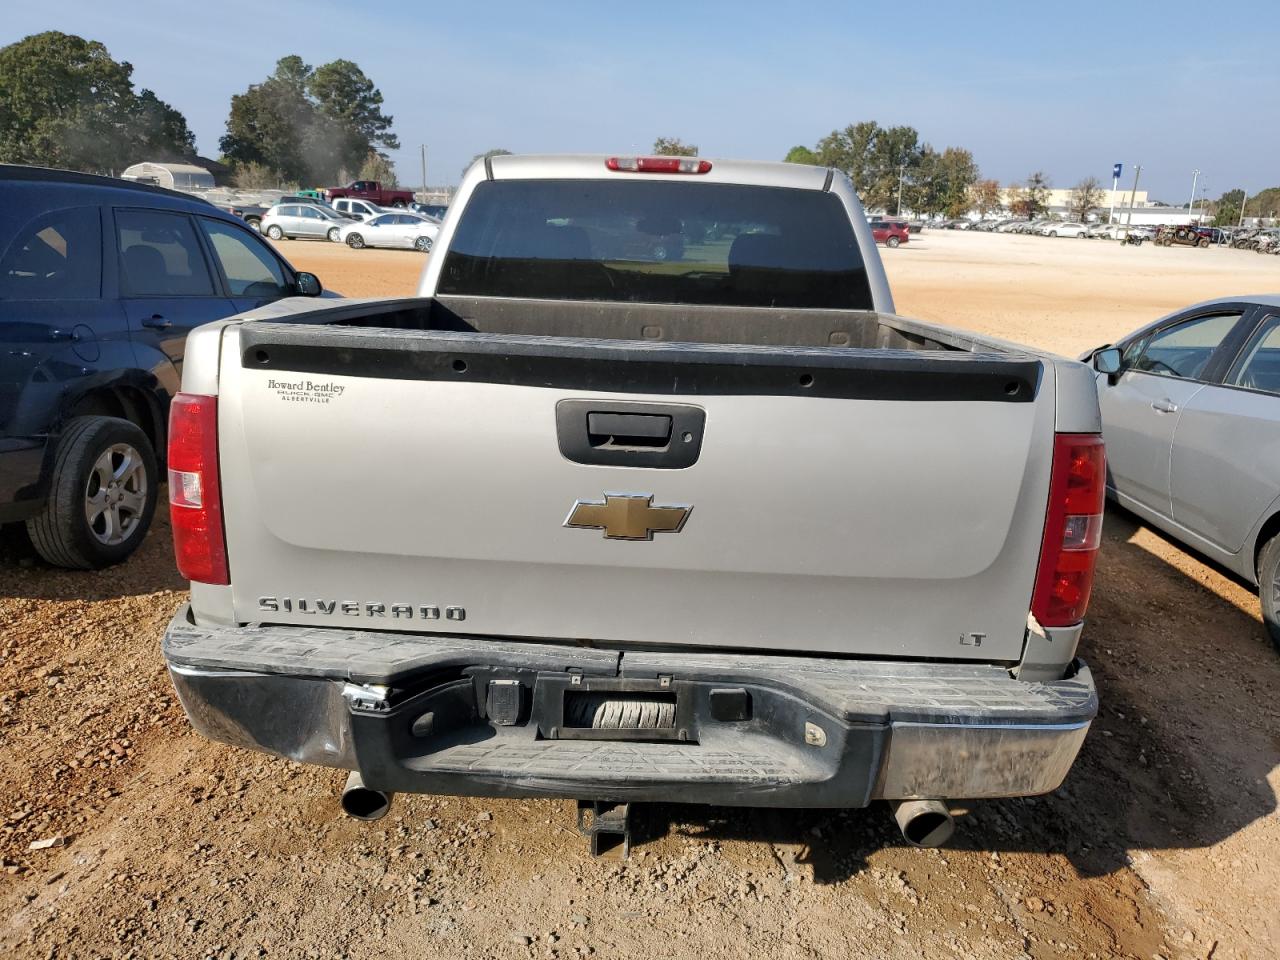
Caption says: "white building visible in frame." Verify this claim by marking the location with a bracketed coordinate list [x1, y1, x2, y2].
[120, 161, 215, 191]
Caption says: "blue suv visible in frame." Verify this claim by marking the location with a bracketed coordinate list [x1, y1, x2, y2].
[0, 165, 324, 568]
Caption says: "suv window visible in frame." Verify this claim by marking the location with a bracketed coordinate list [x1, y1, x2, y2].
[0, 206, 102, 300]
[116, 209, 214, 297]
[439, 179, 873, 309]
[1228, 316, 1280, 395]
[1132, 313, 1239, 380]
[200, 218, 290, 298]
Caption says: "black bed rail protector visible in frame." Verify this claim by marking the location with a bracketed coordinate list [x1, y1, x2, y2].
[239, 322, 1041, 403]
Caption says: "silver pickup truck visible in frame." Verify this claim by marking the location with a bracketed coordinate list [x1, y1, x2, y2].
[163, 154, 1102, 851]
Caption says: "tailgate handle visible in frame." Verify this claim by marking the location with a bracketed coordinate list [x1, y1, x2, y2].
[557, 400, 705, 469]
[587, 412, 672, 448]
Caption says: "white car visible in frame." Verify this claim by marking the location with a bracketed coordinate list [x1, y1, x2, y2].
[338, 212, 440, 252]
[330, 197, 388, 222]
[1039, 221, 1089, 238]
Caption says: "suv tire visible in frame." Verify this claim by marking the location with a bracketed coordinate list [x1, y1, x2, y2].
[886, 235, 901, 248]
[1258, 534, 1280, 653]
[26, 417, 158, 570]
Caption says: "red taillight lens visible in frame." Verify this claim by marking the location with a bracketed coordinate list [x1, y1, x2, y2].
[605, 156, 713, 174]
[1031, 434, 1105, 627]
[167, 393, 228, 584]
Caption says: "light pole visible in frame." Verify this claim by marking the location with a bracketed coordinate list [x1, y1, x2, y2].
[420, 145, 428, 201]
[896, 160, 906, 218]
[1188, 169, 1200, 215]
[1108, 162, 1121, 223]
[1124, 164, 1142, 229]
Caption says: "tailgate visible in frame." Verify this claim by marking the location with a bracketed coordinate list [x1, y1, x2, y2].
[215, 321, 1054, 661]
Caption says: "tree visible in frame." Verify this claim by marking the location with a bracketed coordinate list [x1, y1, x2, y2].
[465, 148, 512, 176]
[233, 161, 279, 190]
[1207, 188, 1243, 226]
[1068, 176, 1105, 221]
[652, 137, 698, 156]
[220, 55, 396, 185]
[784, 145, 818, 165]
[970, 178, 1003, 217]
[0, 31, 195, 172]
[811, 121, 922, 212]
[1011, 171, 1052, 219]
[1246, 186, 1280, 222]
[358, 151, 397, 187]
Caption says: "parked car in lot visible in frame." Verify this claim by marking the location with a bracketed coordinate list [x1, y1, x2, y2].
[410, 202, 448, 221]
[331, 197, 386, 222]
[1086, 297, 1280, 650]
[0, 164, 324, 569]
[260, 203, 354, 242]
[219, 203, 271, 232]
[1086, 222, 1122, 239]
[322, 179, 413, 208]
[1040, 221, 1089, 238]
[163, 153, 1103, 853]
[338, 211, 440, 251]
[869, 218, 909, 247]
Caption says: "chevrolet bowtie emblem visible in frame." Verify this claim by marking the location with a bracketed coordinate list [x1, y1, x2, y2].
[565, 494, 692, 541]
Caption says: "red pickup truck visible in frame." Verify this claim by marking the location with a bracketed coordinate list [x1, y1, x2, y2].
[323, 180, 414, 208]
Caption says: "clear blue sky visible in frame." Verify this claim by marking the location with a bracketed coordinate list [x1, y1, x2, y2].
[7, 1, 1279, 201]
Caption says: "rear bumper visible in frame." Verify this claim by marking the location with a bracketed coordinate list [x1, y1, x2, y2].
[163, 604, 1096, 807]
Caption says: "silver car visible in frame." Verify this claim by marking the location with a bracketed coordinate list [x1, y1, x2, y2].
[261, 203, 352, 242]
[338, 212, 439, 251]
[1087, 296, 1280, 650]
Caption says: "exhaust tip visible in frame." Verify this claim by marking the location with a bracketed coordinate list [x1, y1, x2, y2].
[341, 771, 393, 821]
[891, 799, 955, 848]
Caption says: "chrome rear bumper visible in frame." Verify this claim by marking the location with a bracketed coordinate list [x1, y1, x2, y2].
[165, 604, 1095, 806]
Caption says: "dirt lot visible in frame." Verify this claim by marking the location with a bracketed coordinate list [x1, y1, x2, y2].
[2, 232, 1278, 959]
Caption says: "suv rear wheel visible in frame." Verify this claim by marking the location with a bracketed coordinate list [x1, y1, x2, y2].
[886, 235, 901, 248]
[26, 417, 158, 569]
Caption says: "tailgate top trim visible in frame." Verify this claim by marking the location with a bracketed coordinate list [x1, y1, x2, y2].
[238, 322, 1041, 403]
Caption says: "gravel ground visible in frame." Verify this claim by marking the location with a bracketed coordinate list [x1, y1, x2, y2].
[2, 231, 1277, 959]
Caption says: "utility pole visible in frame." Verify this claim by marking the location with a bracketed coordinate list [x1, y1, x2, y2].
[420, 145, 428, 202]
[1124, 164, 1142, 228]
[1188, 169, 1199, 216]
[896, 160, 906, 218]
[1238, 190, 1248, 228]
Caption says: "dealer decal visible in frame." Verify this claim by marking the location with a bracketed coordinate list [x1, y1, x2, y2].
[266, 378, 346, 404]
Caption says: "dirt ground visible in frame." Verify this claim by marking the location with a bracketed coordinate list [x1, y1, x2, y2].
[2, 232, 1278, 959]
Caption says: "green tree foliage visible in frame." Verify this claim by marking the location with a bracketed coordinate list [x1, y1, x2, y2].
[465, 148, 512, 176]
[809, 121, 924, 212]
[220, 56, 397, 185]
[0, 31, 195, 172]
[784, 145, 818, 165]
[652, 137, 698, 156]
[911, 146, 978, 218]
[357, 151, 398, 187]
[1068, 176, 1105, 221]
[1210, 188, 1244, 226]
[1246, 186, 1280, 220]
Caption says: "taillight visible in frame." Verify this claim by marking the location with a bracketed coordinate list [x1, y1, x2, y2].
[1031, 434, 1105, 627]
[606, 156, 713, 174]
[167, 393, 228, 584]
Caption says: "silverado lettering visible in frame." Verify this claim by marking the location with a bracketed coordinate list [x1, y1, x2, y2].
[258, 598, 464, 620]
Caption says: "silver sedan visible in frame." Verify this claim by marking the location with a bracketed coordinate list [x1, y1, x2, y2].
[260, 203, 353, 242]
[338, 212, 440, 252]
[1086, 296, 1280, 650]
